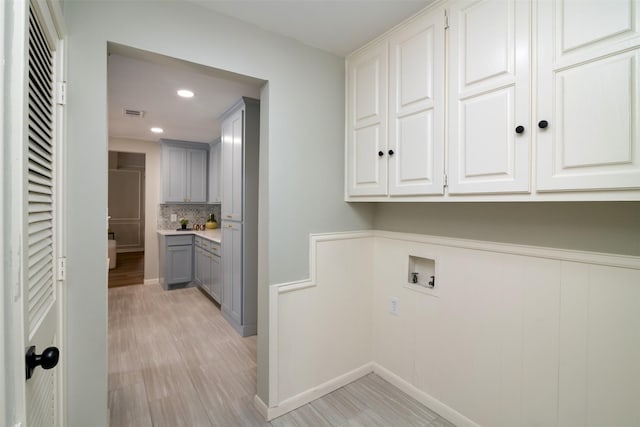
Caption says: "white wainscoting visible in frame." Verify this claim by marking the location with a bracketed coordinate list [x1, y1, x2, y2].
[263, 231, 640, 426]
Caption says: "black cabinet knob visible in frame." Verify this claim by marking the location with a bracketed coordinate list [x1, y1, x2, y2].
[515, 125, 525, 134]
[378, 151, 384, 157]
[26, 345, 59, 380]
[388, 150, 395, 156]
[538, 120, 549, 129]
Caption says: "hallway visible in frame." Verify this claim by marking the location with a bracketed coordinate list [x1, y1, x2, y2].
[108, 284, 454, 426]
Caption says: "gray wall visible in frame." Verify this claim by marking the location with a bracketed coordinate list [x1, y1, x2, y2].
[373, 202, 640, 256]
[63, 1, 373, 425]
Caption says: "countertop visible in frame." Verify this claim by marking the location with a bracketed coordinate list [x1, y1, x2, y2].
[157, 228, 221, 244]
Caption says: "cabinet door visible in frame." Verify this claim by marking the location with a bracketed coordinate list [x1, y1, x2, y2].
[388, 9, 445, 196]
[448, 0, 531, 194]
[166, 244, 192, 284]
[537, 0, 640, 191]
[209, 140, 221, 203]
[194, 247, 203, 287]
[346, 40, 389, 196]
[187, 148, 208, 202]
[210, 254, 221, 303]
[162, 146, 187, 202]
[222, 222, 242, 325]
[221, 108, 244, 221]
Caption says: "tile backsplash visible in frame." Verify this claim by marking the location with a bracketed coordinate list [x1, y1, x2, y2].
[158, 204, 221, 230]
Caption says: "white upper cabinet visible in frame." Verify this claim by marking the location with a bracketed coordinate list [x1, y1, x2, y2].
[536, 0, 640, 192]
[389, 10, 446, 196]
[345, 0, 640, 201]
[346, 8, 446, 198]
[346, 39, 389, 196]
[448, 0, 531, 194]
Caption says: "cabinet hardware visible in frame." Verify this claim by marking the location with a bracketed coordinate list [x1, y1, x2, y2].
[25, 346, 59, 380]
[388, 149, 395, 156]
[428, 275, 435, 289]
[378, 151, 384, 157]
[538, 120, 548, 129]
[515, 125, 525, 134]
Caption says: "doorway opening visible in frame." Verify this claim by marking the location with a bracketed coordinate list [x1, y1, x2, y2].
[106, 43, 266, 424]
[108, 151, 146, 288]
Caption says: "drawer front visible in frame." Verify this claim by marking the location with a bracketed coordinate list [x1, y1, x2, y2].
[200, 239, 211, 251]
[208, 243, 221, 256]
[194, 236, 203, 248]
[167, 234, 193, 246]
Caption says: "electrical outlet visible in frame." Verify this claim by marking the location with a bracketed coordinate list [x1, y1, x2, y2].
[171, 214, 177, 222]
[390, 297, 399, 316]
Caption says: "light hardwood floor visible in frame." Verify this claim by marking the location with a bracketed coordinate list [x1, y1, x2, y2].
[108, 284, 455, 426]
[108, 251, 145, 288]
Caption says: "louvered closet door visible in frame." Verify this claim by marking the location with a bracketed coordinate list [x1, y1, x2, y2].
[24, 2, 61, 426]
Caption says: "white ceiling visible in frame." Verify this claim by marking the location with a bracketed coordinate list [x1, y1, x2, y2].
[108, 45, 263, 143]
[108, 0, 433, 144]
[186, 0, 435, 56]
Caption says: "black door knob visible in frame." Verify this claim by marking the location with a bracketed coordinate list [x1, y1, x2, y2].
[26, 345, 59, 380]
[388, 149, 395, 156]
[515, 125, 525, 134]
[378, 151, 384, 157]
[538, 120, 549, 129]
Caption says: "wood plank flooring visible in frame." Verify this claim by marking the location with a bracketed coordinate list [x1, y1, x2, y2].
[108, 283, 455, 427]
[109, 251, 145, 288]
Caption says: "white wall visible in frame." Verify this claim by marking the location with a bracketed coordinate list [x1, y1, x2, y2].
[63, 1, 374, 424]
[370, 232, 640, 427]
[267, 232, 373, 419]
[271, 231, 640, 426]
[108, 138, 161, 283]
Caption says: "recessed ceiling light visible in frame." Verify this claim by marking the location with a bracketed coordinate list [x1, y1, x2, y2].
[150, 127, 164, 134]
[177, 89, 194, 98]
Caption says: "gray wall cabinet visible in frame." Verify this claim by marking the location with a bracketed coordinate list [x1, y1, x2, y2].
[161, 140, 209, 203]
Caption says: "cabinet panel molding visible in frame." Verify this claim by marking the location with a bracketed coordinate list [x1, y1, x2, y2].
[347, 40, 389, 196]
[537, 0, 640, 191]
[458, 0, 514, 88]
[448, 0, 530, 194]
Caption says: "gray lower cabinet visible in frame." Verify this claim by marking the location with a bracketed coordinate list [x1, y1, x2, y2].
[159, 234, 193, 290]
[194, 236, 221, 303]
[209, 252, 221, 302]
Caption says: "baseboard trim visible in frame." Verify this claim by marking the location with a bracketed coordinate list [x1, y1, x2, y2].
[264, 362, 373, 421]
[253, 394, 269, 420]
[143, 278, 158, 285]
[372, 363, 479, 427]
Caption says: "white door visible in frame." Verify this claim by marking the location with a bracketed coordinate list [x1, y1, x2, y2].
[388, 8, 446, 196]
[221, 108, 244, 221]
[346, 39, 389, 197]
[536, 0, 640, 191]
[108, 168, 144, 251]
[448, 0, 531, 194]
[20, 1, 64, 426]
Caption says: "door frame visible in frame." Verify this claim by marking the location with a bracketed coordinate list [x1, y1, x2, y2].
[2, 0, 66, 426]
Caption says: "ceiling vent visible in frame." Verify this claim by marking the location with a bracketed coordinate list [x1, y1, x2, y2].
[123, 108, 145, 118]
